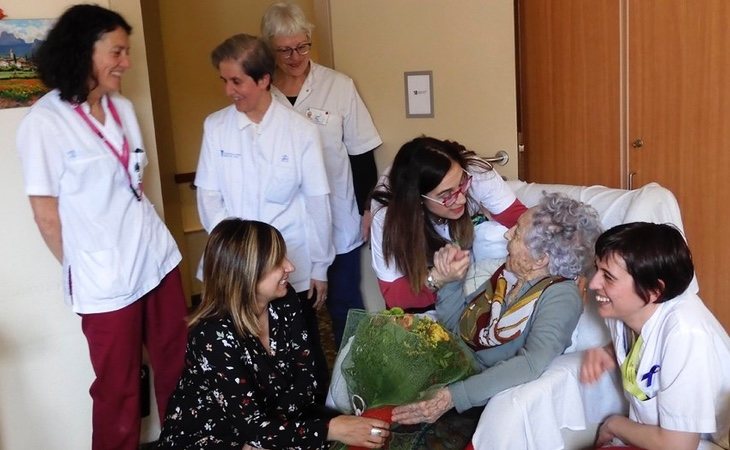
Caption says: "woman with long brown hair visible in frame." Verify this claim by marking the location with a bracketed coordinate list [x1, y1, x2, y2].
[371, 136, 526, 311]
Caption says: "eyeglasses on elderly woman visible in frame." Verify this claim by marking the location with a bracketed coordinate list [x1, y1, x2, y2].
[421, 170, 473, 207]
[275, 42, 312, 59]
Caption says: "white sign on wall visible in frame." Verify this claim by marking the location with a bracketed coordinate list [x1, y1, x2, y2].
[404, 70, 433, 118]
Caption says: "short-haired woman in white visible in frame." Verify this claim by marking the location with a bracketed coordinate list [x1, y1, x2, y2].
[581, 223, 730, 450]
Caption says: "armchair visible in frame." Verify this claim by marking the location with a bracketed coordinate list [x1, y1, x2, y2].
[468, 180, 695, 450]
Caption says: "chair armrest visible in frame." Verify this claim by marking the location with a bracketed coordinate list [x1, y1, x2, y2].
[470, 352, 626, 450]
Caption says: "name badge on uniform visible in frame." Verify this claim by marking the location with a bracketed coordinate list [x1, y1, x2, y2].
[306, 107, 329, 125]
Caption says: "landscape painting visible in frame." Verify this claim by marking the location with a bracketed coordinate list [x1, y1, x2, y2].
[0, 18, 53, 109]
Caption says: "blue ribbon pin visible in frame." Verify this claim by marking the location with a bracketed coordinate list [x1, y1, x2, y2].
[641, 364, 661, 387]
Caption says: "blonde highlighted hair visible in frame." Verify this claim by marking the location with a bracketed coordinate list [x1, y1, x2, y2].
[188, 219, 287, 337]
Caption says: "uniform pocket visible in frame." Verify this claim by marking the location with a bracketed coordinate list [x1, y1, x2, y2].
[265, 163, 298, 204]
[73, 248, 128, 299]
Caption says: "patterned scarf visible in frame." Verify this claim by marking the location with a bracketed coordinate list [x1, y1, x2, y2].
[459, 264, 565, 350]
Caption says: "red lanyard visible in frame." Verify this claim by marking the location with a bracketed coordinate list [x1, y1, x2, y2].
[74, 97, 142, 201]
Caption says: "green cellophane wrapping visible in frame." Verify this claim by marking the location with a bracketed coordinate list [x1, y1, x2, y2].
[340, 308, 478, 410]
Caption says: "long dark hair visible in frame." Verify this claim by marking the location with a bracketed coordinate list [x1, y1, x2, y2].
[371, 136, 492, 293]
[35, 4, 132, 103]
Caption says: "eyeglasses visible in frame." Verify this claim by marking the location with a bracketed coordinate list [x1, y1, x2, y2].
[421, 171, 473, 207]
[275, 42, 312, 59]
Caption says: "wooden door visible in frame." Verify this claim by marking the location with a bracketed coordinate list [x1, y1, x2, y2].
[628, 0, 730, 328]
[517, 0, 621, 187]
[517, 0, 730, 329]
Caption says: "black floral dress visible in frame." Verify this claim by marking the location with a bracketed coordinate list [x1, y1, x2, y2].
[157, 289, 329, 449]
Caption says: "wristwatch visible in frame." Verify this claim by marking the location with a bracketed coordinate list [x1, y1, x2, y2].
[426, 270, 441, 291]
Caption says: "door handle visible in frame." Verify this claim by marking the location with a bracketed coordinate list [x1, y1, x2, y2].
[483, 150, 509, 166]
[628, 171, 637, 190]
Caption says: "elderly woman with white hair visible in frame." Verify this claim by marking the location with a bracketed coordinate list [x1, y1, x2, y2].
[392, 192, 603, 423]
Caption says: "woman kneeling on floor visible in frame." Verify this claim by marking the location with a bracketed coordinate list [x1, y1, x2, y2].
[158, 219, 389, 449]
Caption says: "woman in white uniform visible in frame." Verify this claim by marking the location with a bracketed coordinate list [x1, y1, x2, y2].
[370, 137, 527, 312]
[16, 5, 187, 449]
[261, 2, 382, 347]
[195, 33, 334, 401]
[581, 222, 730, 450]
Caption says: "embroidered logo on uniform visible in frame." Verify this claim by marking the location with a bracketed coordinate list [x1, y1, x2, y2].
[219, 149, 240, 158]
[280, 154, 289, 163]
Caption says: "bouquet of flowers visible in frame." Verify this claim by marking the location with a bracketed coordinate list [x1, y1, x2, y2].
[339, 307, 477, 417]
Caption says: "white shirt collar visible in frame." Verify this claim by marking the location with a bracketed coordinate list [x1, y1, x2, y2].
[236, 99, 275, 132]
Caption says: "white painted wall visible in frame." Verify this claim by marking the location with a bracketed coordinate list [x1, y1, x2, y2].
[0, 0, 163, 447]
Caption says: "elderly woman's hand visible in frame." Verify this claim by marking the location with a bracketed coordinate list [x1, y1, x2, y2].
[391, 388, 454, 425]
[431, 244, 470, 286]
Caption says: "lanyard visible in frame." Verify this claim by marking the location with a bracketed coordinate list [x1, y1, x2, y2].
[74, 97, 142, 201]
[621, 334, 649, 401]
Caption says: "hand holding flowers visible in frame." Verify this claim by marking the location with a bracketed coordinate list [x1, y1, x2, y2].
[391, 388, 454, 424]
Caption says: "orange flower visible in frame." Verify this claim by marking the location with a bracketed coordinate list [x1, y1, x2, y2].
[0, 9, 7, 20]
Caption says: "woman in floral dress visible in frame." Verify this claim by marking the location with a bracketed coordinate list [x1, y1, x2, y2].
[157, 219, 389, 449]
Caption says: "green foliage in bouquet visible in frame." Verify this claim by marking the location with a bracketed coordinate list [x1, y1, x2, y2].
[340, 308, 477, 410]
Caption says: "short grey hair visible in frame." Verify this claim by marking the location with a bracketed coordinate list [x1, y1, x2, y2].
[210, 34, 274, 87]
[525, 192, 602, 279]
[260, 2, 314, 42]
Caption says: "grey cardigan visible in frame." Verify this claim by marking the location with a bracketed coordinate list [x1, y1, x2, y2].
[437, 276, 582, 412]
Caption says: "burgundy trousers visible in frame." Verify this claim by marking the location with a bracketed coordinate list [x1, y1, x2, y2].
[80, 267, 188, 450]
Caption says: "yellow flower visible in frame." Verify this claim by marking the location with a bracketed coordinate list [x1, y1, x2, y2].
[429, 323, 451, 344]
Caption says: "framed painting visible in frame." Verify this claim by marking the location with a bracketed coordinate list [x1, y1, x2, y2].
[0, 18, 53, 109]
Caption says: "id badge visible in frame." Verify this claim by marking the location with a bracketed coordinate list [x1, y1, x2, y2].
[306, 107, 329, 125]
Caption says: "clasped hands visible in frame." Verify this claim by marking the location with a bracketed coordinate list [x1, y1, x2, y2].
[430, 243, 471, 287]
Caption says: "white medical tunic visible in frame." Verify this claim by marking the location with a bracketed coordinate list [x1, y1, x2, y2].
[608, 292, 730, 449]
[371, 167, 515, 283]
[17, 90, 182, 314]
[195, 100, 334, 292]
[271, 62, 381, 254]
